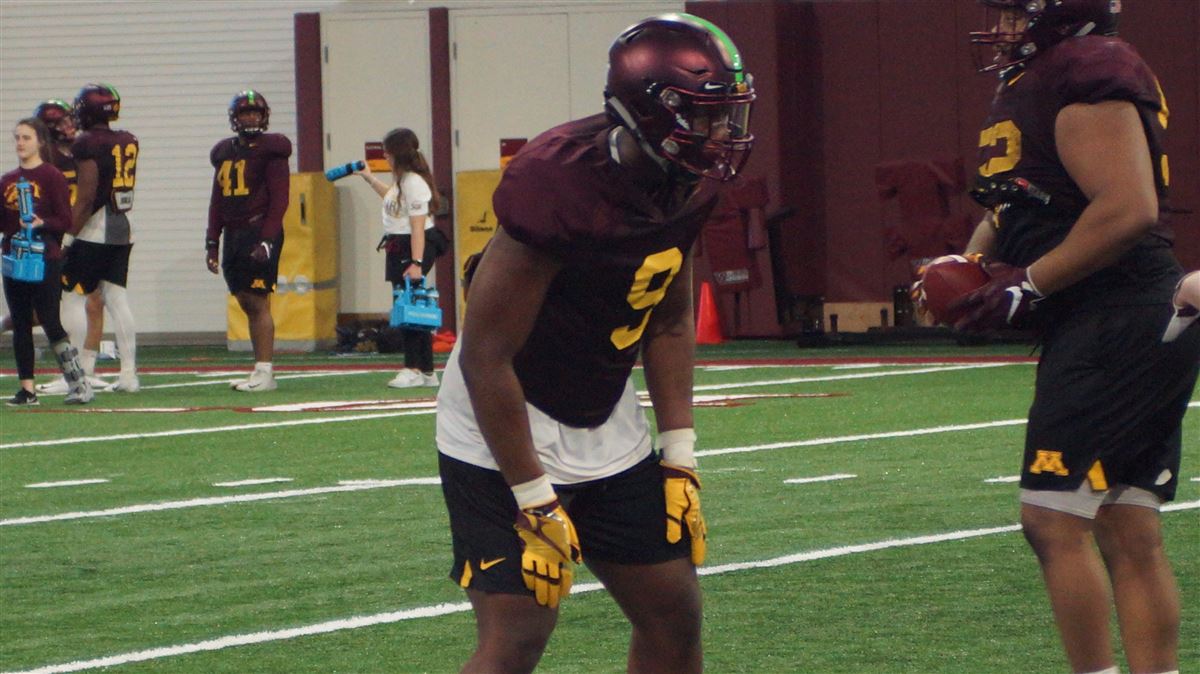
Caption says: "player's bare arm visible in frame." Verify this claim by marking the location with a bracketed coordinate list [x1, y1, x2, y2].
[70, 158, 97, 236]
[641, 252, 696, 433]
[964, 211, 997, 257]
[1027, 100, 1159, 294]
[458, 227, 563, 487]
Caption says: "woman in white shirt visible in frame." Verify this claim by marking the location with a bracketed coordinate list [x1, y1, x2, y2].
[358, 128, 447, 388]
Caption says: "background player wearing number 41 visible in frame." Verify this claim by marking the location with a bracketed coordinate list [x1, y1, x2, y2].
[206, 90, 291, 392]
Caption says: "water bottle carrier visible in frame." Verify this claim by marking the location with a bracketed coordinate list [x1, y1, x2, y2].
[390, 277, 442, 330]
[2, 178, 45, 283]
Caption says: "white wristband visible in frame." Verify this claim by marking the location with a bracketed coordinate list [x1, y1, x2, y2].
[656, 428, 697, 468]
[511, 474, 556, 510]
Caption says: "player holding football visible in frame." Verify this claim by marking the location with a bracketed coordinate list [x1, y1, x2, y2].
[952, 2, 1199, 673]
[435, 13, 753, 673]
[206, 90, 291, 392]
[62, 83, 140, 393]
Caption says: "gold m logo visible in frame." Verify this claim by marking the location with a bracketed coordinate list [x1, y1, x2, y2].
[1029, 450, 1069, 476]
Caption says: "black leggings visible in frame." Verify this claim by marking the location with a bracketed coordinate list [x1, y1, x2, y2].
[4, 257, 67, 380]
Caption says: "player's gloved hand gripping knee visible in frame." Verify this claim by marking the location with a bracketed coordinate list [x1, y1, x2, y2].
[659, 428, 707, 565]
[512, 475, 581, 609]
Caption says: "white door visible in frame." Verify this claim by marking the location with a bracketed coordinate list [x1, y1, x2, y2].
[323, 13, 431, 315]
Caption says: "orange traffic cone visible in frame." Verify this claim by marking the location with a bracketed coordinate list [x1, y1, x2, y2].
[695, 281, 725, 345]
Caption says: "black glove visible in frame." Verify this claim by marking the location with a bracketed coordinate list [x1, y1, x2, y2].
[249, 240, 272, 264]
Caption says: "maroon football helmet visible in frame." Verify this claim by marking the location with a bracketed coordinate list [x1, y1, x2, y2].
[229, 90, 270, 137]
[34, 99, 77, 143]
[605, 13, 754, 182]
[73, 83, 121, 129]
[970, 0, 1121, 73]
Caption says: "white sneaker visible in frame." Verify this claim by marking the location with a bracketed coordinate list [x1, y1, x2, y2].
[35, 377, 69, 395]
[387, 369, 429, 389]
[65, 379, 94, 405]
[422, 372, 439, 387]
[38, 375, 110, 394]
[234, 369, 277, 392]
[86, 375, 111, 389]
[105, 374, 140, 393]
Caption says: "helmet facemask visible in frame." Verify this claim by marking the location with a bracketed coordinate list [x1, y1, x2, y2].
[229, 91, 270, 137]
[656, 82, 754, 181]
[969, 0, 1120, 75]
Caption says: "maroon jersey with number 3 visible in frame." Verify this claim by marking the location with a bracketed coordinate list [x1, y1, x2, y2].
[494, 113, 719, 427]
[974, 35, 1178, 309]
[207, 133, 292, 242]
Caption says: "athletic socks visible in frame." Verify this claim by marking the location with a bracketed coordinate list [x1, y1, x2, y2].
[80, 348, 98, 377]
[255, 362, 273, 374]
[100, 282, 137, 377]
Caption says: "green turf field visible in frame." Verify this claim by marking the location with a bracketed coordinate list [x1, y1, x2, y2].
[1, 341, 1196, 673]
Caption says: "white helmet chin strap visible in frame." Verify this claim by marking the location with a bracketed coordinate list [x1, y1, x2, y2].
[606, 96, 670, 171]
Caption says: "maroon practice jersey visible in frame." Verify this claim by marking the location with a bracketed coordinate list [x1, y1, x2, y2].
[974, 35, 1178, 308]
[50, 146, 77, 207]
[207, 133, 291, 242]
[494, 113, 719, 427]
[1, 163, 72, 260]
[72, 126, 138, 245]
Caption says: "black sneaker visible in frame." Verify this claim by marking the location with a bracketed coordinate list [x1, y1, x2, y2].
[7, 389, 39, 406]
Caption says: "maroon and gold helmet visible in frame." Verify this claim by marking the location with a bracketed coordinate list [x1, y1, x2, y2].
[604, 13, 755, 182]
[73, 83, 121, 129]
[970, 0, 1121, 73]
[34, 99, 77, 143]
[229, 90, 270, 137]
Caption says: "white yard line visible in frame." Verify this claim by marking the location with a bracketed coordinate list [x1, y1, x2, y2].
[984, 476, 1021, 484]
[696, 419, 1028, 458]
[24, 479, 109, 489]
[212, 478, 293, 487]
[783, 474, 856, 484]
[0, 479, 440, 527]
[0, 410, 434, 450]
[692, 362, 1022, 391]
[8, 500, 1197, 674]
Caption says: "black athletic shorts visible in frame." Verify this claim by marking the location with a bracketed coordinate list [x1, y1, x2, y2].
[1021, 304, 1200, 501]
[222, 229, 283, 295]
[439, 451, 692, 596]
[60, 240, 131, 293]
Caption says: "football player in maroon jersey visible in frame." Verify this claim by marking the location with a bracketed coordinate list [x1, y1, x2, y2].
[206, 90, 291, 392]
[28, 99, 113, 394]
[2, 118, 92, 405]
[956, 2, 1198, 672]
[63, 83, 140, 393]
[435, 13, 753, 673]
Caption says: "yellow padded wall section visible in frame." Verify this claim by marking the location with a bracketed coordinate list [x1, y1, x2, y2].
[227, 173, 339, 351]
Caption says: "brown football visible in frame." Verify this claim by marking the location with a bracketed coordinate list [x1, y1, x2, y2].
[922, 260, 990, 326]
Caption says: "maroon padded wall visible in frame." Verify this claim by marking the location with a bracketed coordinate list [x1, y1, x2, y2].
[690, 0, 1200, 317]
